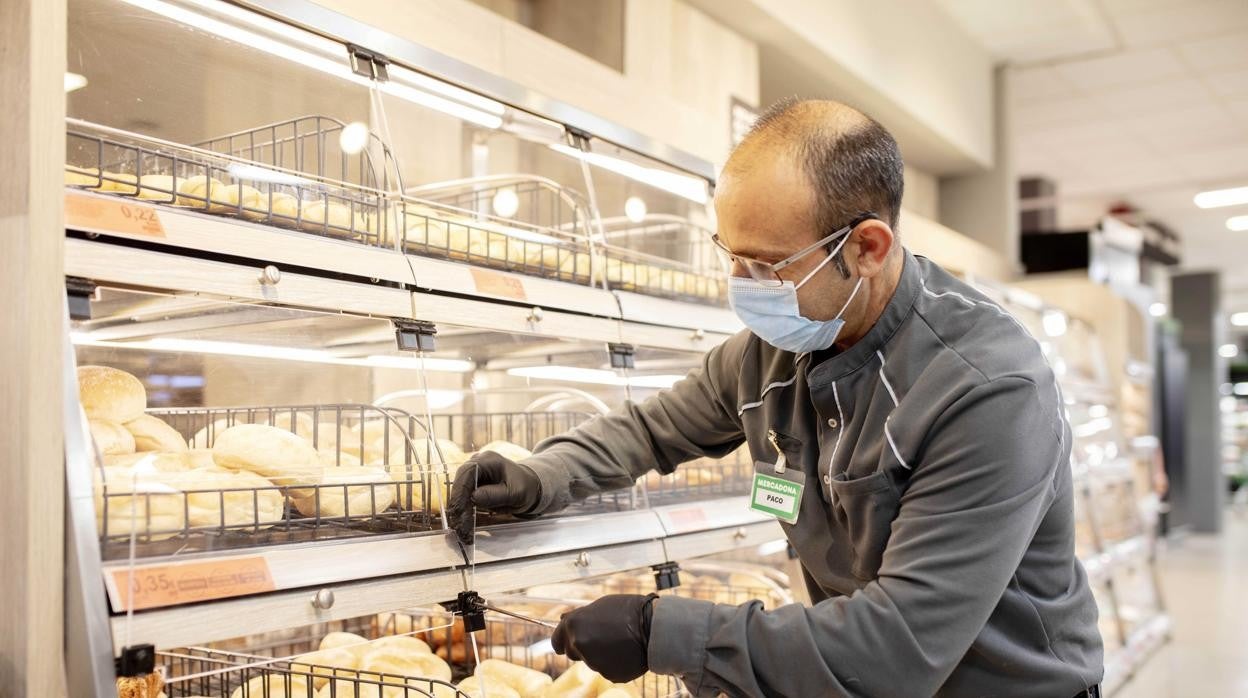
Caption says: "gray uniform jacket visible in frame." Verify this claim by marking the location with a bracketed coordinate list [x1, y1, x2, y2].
[522, 251, 1104, 697]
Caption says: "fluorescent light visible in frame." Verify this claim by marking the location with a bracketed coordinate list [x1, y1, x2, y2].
[362, 354, 476, 372]
[1148, 302, 1166, 318]
[1042, 310, 1068, 338]
[226, 163, 312, 186]
[64, 72, 88, 93]
[1194, 186, 1248, 209]
[1232, 312, 1248, 327]
[625, 196, 648, 223]
[1219, 343, 1240, 359]
[506, 365, 683, 389]
[1228, 215, 1248, 232]
[71, 334, 474, 372]
[491, 188, 520, 218]
[116, 0, 503, 130]
[550, 144, 708, 204]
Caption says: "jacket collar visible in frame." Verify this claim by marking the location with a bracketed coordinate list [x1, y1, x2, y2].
[806, 249, 921, 387]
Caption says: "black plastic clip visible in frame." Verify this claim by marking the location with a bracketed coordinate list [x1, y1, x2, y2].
[441, 590, 487, 633]
[607, 343, 636, 370]
[66, 276, 97, 321]
[347, 44, 390, 82]
[393, 319, 438, 352]
[114, 643, 155, 677]
[652, 562, 681, 590]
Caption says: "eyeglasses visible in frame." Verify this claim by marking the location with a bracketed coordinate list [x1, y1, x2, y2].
[710, 211, 878, 286]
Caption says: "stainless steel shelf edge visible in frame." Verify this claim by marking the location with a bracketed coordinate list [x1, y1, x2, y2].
[232, 0, 717, 183]
[66, 238, 416, 319]
[662, 520, 786, 562]
[67, 190, 418, 287]
[652, 497, 773, 536]
[111, 537, 669, 651]
[469, 509, 668, 564]
[414, 292, 623, 343]
[614, 290, 743, 336]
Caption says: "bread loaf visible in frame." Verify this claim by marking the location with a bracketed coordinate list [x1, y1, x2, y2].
[373, 611, 429, 638]
[104, 451, 191, 472]
[474, 659, 553, 696]
[159, 467, 285, 529]
[190, 419, 231, 448]
[78, 366, 146, 423]
[93, 466, 186, 539]
[262, 411, 316, 437]
[359, 646, 452, 683]
[300, 201, 369, 235]
[187, 449, 219, 470]
[100, 172, 139, 194]
[89, 418, 136, 455]
[65, 165, 103, 187]
[290, 646, 358, 689]
[228, 675, 311, 698]
[288, 466, 395, 518]
[125, 414, 189, 453]
[455, 675, 521, 698]
[545, 661, 600, 698]
[319, 449, 363, 468]
[135, 174, 179, 203]
[211, 424, 321, 486]
[369, 634, 433, 656]
[476, 441, 532, 462]
[175, 175, 228, 210]
[319, 631, 372, 660]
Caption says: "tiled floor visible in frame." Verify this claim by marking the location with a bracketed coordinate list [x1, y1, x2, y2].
[1115, 511, 1248, 697]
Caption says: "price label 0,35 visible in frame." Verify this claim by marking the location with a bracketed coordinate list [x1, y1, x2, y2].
[749, 462, 805, 524]
[65, 191, 166, 238]
[107, 556, 275, 611]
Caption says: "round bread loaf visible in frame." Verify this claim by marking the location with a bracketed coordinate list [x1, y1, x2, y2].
[319, 631, 373, 661]
[288, 466, 395, 518]
[289, 646, 358, 689]
[475, 659, 553, 696]
[228, 675, 311, 698]
[89, 418, 136, 455]
[103, 451, 191, 472]
[359, 646, 452, 684]
[93, 466, 186, 540]
[476, 440, 532, 462]
[456, 675, 521, 698]
[159, 467, 285, 529]
[125, 414, 189, 452]
[211, 424, 320, 486]
[78, 366, 146, 423]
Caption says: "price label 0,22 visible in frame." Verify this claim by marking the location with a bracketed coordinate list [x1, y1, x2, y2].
[65, 191, 166, 239]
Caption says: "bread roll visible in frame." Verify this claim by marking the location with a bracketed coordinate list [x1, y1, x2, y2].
[78, 365, 146, 423]
[288, 466, 395, 518]
[433, 640, 472, 664]
[373, 612, 429, 638]
[320, 631, 372, 659]
[546, 662, 600, 698]
[301, 201, 369, 235]
[290, 646, 358, 689]
[103, 451, 191, 472]
[190, 419, 231, 448]
[474, 659, 552, 696]
[135, 174, 179, 203]
[308, 422, 358, 456]
[369, 634, 433, 656]
[261, 411, 316, 437]
[212, 424, 321, 486]
[360, 646, 453, 683]
[160, 467, 285, 529]
[65, 165, 103, 187]
[352, 419, 413, 465]
[93, 466, 186, 539]
[319, 449, 363, 468]
[228, 675, 311, 698]
[125, 414, 189, 453]
[476, 441, 532, 462]
[100, 172, 139, 194]
[89, 418, 136, 455]
[187, 449, 218, 470]
[455, 675, 520, 698]
[316, 678, 390, 698]
[175, 175, 227, 210]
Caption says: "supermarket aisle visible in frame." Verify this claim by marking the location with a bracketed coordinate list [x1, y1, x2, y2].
[1115, 513, 1248, 697]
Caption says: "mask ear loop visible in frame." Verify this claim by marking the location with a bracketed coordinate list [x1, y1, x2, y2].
[796, 229, 854, 289]
[836, 276, 865, 318]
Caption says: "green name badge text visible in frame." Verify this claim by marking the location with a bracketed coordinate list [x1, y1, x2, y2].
[749, 468, 804, 524]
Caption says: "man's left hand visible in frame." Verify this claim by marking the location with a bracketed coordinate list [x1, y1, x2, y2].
[550, 593, 659, 683]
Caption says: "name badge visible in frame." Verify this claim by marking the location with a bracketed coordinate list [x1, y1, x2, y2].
[749, 461, 805, 524]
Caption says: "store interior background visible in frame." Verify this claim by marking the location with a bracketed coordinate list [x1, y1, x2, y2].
[9, 0, 1247, 694]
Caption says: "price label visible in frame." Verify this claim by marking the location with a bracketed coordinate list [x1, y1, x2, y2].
[749, 468, 805, 524]
[65, 191, 165, 238]
[108, 556, 274, 611]
[470, 267, 527, 301]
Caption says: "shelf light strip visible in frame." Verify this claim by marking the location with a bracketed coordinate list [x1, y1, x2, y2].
[115, 0, 504, 129]
[70, 334, 475, 373]
[549, 144, 709, 205]
[506, 365, 684, 389]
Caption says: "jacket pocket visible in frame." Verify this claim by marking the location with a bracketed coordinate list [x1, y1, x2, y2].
[829, 470, 900, 580]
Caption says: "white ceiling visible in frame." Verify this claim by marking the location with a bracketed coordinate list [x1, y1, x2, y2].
[936, 0, 1248, 328]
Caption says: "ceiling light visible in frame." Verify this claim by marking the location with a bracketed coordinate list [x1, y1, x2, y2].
[506, 365, 683, 389]
[1042, 310, 1068, 338]
[1194, 186, 1248, 209]
[64, 72, 88, 93]
[338, 121, 370, 155]
[549, 144, 708, 204]
[1235, 382, 1248, 397]
[1219, 343, 1239, 359]
[625, 196, 648, 223]
[1228, 215, 1248, 232]
[116, 0, 503, 129]
[1232, 312, 1248, 327]
[491, 188, 520, 218]
[1148, 302, 1166, 317]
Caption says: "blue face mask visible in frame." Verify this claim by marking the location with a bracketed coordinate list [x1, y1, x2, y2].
[728, 235, 863, 353]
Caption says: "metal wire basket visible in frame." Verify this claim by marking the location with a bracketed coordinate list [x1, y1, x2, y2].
[640, 447, 754, 506]
[598, 214, 725, 304]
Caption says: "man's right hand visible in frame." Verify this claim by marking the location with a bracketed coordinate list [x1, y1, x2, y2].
[446, 451, 543, 545]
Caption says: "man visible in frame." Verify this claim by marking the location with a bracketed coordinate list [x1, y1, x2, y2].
[447, 99, 1104, 697]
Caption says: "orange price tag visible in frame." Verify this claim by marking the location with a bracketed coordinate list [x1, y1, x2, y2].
[65, 192, 166, 238]
[470, 267, 527, 302]
[110, 556, 275, 611]
[667, 507, 709, 529]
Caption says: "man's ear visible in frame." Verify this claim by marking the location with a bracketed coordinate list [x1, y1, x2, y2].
[848, 220, 896, 279]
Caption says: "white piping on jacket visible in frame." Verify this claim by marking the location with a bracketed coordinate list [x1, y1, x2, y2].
[876, 349, 900, 406]
[737, 352, 810, 416]
[828, 381, 846, 476]
[884, 417, 911, 470]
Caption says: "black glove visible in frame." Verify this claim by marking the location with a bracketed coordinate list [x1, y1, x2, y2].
[551, 593, 658, 683]
[446, 451, 542, 545]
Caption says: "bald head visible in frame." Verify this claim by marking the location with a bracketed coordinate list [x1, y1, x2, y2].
[726, 98, 905, 239]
